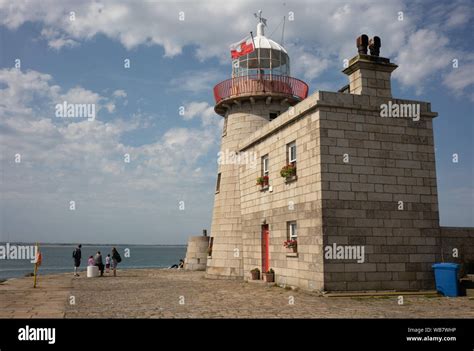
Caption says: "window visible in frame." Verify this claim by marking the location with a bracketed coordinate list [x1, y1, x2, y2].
[269, 111, 280, 121]
[208, 237, 214, 257]
[222, 116, 228, 136]
[262, 155, 269, 176]
[216, 173, 221, 193]
[288, 221, 297, 240]
[259, 155, 270, 190]
[288, 141, 297, 165]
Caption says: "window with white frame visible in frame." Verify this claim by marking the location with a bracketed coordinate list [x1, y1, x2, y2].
[288, 141, 296, 165]
[262, 155, 269, 176]
[288, 221, 297, 240]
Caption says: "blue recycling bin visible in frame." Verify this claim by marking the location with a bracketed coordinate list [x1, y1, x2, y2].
[432, 263, 460, 297]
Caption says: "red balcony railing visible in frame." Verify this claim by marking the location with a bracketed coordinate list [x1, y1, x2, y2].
[213, 75, 308, 104]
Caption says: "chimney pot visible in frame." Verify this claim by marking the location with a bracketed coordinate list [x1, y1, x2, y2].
[369, 36, 381, 56]
[343, 35, 397, 97]
[356, 34, 369, 55]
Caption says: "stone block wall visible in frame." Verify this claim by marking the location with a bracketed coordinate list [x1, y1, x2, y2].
[317, 91, 440, 291]
[238, 104, 324, 290]
[440, 227, 474, 274]
[343, 54, 397, 97]
[185, 236, 210, 271]
[236, 89, 446, 291]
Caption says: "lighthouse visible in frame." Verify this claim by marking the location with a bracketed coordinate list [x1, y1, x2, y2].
[206, 12, 308, 279]
[198, 14, 456, 292]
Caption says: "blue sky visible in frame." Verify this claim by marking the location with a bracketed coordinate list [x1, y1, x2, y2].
[0, 0, 473, 244]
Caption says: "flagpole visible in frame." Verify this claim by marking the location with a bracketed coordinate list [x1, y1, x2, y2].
[250, 31, 256, 80]
[250, 31, 256, 50]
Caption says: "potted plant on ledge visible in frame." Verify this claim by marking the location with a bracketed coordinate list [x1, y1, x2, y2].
[250, 268, 260, 280]
[283, 239, 298, 253]
[256, 175, 269, 190]
[263, 268, 275, 283]
[280, 164, 297, 182]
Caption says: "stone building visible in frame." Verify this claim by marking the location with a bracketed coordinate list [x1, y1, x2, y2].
[184, 231, 210, 271]
[204, 19, 474, 291]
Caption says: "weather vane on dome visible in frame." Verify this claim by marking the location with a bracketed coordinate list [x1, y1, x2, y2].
[254, 10, 267, 27]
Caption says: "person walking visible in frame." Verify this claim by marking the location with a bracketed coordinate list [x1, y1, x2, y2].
[111, 247, 122, 277]
[72, 244, 82, 277]
[94, 251, 104, 276]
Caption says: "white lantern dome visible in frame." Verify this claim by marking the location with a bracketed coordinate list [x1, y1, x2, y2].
[232, 22, 290, 77]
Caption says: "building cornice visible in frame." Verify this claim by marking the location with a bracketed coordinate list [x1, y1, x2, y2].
[239, 91, 438, 152]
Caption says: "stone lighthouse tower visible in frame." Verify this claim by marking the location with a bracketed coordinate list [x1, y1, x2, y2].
[206, 12, 308, 279]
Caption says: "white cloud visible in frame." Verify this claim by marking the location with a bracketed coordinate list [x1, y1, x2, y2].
[290, 46, 331, 81]
[445, 5, 472, 29]
[0, 69, 119, 122]
[0, 1, 409, 66]
[61, 86, 101, 104]
[443, 62, 474, 91]
[181, 101, 219, 127]
[113, 89, 127, 98]
[394, 29, 453, 93]
[443, 60, 474, 101]
[41, 27, 78, 50]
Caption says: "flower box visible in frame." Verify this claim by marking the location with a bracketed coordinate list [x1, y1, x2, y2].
[263, 269, 275, 283]
[283, 239, 297, 253]
[256, 176, 269, 190]
[250, 268, 260, 280]
[280, 164, 297, 179]
[285, 174, 298, 183]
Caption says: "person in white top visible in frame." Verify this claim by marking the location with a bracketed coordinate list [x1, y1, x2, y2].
[105, 254, 111, 273]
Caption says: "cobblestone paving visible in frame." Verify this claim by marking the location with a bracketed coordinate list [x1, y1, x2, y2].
[1, 269, 472, 318]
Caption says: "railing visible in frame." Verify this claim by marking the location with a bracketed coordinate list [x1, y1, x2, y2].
[213, 74, 309, 104]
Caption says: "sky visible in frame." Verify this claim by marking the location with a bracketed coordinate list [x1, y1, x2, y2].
[0, 0, 473, 245]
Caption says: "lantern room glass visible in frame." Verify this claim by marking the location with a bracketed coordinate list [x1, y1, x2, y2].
[232, 48, 290, 78]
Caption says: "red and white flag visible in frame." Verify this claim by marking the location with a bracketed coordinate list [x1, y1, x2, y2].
[230, 36, 254, 59]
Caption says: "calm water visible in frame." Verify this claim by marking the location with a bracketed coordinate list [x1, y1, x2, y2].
[0, 244, 186, 280]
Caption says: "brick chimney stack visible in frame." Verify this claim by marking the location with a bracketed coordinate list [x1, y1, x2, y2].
[343, 35, 398, 97]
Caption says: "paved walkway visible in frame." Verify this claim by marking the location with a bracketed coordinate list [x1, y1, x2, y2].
[0, 273, 71, 318]
[0, 269, 472, 318]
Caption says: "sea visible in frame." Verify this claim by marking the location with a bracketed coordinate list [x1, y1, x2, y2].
[0, 243, 187, 281]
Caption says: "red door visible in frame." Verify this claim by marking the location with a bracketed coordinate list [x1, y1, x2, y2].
[261, 225, 270, 275]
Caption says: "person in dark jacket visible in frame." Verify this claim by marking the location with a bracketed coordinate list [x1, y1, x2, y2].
[94, 251, 104, 276]
[72, 244, 82, 277]
[111, 247, 121, 277]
